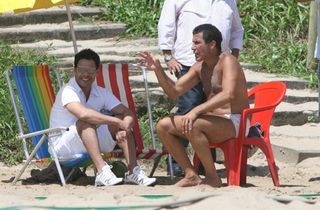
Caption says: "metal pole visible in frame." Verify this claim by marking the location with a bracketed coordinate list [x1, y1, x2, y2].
[307, 1, 318, 69]
[5, 69, 29, 159]
[64, 0, 78, 54]
[141, 66, 156, 150]
[317, 60, 320, 119]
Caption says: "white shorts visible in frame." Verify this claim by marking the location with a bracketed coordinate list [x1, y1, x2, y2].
[49, 124, 116, 158]
[223, 114, 250, 137]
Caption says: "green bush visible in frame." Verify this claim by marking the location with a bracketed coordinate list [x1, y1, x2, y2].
[83, 0, 316, 87]
[138, 106, 171, 149]
[81, 0, 163, 37]
[239, 0, 317, 87]
[0, 41, 57, 164]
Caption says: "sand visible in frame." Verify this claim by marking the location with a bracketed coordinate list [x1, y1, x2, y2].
[1, 149, 320, 210]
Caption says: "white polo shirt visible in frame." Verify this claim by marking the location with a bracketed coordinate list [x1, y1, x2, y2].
[50, 77, 121, 129]
[158, 0, 244, 66]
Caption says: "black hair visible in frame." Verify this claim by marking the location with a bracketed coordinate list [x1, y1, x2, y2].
[74, 48, 100, 69]
[193, 24, 222, 53]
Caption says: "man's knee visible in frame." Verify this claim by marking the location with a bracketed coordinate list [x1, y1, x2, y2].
[76, 120, 96, 134]
[156, 117, 173, 134]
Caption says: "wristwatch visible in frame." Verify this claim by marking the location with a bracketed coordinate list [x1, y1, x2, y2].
[164, 54, 173, 62]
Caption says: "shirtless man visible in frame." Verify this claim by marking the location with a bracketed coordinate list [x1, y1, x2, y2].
[137, 24, 249, 187]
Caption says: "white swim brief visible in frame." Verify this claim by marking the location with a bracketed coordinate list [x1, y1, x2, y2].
[223, 114, 250, 137]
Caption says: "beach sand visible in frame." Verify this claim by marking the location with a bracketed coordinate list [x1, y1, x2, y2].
[1, 150, 320, 209]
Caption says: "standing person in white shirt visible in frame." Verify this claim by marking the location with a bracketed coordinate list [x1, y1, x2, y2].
[49, 49, 156, 187]
[297, 0, 320, 115]
[158, 0, 244, 176]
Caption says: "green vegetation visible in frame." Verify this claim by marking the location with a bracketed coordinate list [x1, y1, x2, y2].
[0, 42, 57, 164]
[81, 0, 163, 37]
[239, 0, 316, 87]
[81, 0, 316, 87]
[138, 106, 171, 149]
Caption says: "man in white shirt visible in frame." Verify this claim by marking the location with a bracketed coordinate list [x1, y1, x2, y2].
[297, 0, 319, 59]
[297, 0, 320, 115]
[50, 49, 156, 186]
[158, 0, 244, 176]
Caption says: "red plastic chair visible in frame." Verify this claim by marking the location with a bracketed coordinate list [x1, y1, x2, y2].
[193, 81, 286, 186]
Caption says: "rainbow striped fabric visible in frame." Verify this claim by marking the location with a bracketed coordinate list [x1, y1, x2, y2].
[12, 65, 92, 167]
[12, 65, 55, 159]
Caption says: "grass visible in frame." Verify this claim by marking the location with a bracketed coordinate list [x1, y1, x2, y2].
[0, 42, 57, 164]
[80, 0, 317, 87]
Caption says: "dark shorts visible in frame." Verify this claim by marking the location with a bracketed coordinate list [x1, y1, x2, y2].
[175, 65, 206, 115]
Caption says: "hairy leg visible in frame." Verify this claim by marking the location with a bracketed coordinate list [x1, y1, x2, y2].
[188, 115, 236, 187]
[76, 120, 105, 174]
[157, 116, 201, 187]
[116, 131, 137, 173]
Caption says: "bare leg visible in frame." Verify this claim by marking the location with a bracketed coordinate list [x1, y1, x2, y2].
[189, 115, 236, 187]
[188, 128, 222, 187]
[76, 120, 105, 174]
[156, 117, 201, 187]
[116, 131, 137, 173]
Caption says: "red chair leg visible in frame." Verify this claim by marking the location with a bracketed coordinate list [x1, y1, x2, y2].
[193, 154, 200, 174]
[258, 143, 280, 187]
[265, 145, 280, 187]
[221, 141, 241, 186]
[240, 146, 249, 185]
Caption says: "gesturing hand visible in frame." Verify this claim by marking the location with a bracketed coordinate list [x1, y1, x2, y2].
[136, 51, 161, 71]
[181, 111, 198, 135]
[166, 58, 182, 76]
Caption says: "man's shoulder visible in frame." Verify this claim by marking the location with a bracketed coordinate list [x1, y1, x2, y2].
[219, 53, 237, 63]
[190, 61, 203, 72]
[218, 53, 241, 70]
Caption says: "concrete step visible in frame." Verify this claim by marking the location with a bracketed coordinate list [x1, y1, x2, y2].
[270, 123, 320, 164]
[0, 22, 126, 43]
[0, 6, 102, 26]
[285, 89, 318, 104]
[273, 102, 319, 126]
[244, 69, 308, 90]
[10, 38, 318, 126]
[9, 37, 312, 91]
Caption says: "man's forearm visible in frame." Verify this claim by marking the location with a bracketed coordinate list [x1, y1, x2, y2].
[154, 63, 179, 99]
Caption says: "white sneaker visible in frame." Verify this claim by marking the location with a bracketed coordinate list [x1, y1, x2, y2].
[95, 164, 123, 186]
[124, 165, 156, 186]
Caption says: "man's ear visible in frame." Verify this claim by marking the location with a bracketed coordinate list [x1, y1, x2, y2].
[210, 40, 216, 50]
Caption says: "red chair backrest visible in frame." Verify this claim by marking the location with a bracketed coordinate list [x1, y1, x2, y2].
[95, 64, 144, 150]
[248, 81, 286, 137]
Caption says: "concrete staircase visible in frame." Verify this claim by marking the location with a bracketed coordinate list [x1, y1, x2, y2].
[1, 5, 319, 164]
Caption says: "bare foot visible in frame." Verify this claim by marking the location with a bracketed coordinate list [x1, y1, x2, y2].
[200, 176, 222, 188]
[175, 174, 202, 187]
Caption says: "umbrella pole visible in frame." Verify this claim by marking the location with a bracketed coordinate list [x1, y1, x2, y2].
[64, 0, 78, 54]
[317, 60, 320, 118]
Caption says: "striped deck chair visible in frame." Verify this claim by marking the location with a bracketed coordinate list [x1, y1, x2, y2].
[96, 63, 172, 177]
[6, 65, 91, 186]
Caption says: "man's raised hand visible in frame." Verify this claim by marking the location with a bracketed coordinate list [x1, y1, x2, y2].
[136, 51, 161, 71]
